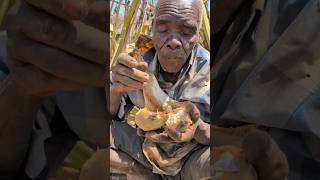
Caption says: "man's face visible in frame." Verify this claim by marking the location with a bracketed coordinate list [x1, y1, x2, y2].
[152, 0, 201, 73]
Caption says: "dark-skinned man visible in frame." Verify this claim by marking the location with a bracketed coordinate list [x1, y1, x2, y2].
[110, 0, 210, 179]
[213, 0, 320, 179]
[0, 0, 108, 179]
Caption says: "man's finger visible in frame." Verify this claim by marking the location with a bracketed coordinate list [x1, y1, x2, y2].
[136, 61, 148, 72]
[165, 125, 195, 142]
[25, 0, 88, 20]
[117, 53, 139, 69]
[11, 63, 87, 96]
[8, 36, 106, 87]
[185, 102, 200, 123]
[112, 64, 149, 83]
[112, 81, 138, 93]
[179, 125, 196, 142]
[164, 127, 181, 142]
[145, 131, 173, 143]
[112, 73, 145, 89]
[9, 3, 106, 65]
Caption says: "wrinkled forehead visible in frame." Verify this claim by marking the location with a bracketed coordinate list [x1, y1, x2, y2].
[155, 0, 202, 25]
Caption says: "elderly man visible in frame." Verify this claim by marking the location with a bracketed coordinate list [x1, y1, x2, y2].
[213, 0, 320, 179]
[0, 0, 108, 179]
[110, 0, 210, 179]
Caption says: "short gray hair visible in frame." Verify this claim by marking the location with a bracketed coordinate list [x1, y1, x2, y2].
[155, 0, 203, 30]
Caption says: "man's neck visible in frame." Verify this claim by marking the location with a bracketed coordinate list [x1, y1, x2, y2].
[158, 53, 192, 84]
[160, 68, 180, 84]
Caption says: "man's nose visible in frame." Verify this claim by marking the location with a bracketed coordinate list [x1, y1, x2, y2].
[166, 37, 182, 50]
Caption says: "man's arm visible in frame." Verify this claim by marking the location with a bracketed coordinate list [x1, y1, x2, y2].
[109, 86, 123, 117]
[0, 77, 43, 177]
[110, 53, 149, 118]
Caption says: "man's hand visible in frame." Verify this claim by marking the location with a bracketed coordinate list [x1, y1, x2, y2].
[4, 0, 107, 97]
[109, 53, 149, 116]
[0, 0, 108, 176]
[111, 53, 149, 95]
[164, 102, 201, 142]
[144, 102, 209, 144]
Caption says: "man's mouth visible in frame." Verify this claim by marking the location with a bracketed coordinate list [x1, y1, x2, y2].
[160, 50, 185, 60]
[165, 57, 183, 63]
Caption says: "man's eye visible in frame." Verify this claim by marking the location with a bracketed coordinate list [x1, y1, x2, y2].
[182, 27, 197, 36]
[182, 31, 194, 36]
[157, 24, 168, 33]
[159, 29, 168, 33]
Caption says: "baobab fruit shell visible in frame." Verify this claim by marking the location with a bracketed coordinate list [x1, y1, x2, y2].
[135, 108, 167, 131]
[165, 108, 192, 133]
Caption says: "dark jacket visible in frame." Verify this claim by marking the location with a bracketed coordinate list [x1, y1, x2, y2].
[212, 0, 320, 179]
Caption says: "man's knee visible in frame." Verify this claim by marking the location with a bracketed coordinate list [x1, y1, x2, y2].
[181, 146, 210, 180]
[79, 149, 108, 180]
[110, 120, 152, 169]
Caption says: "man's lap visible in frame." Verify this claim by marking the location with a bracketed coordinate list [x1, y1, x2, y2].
[110, 120, 210, 179]
[181, 146, 210, 180]
[110, 120, 153, 169]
